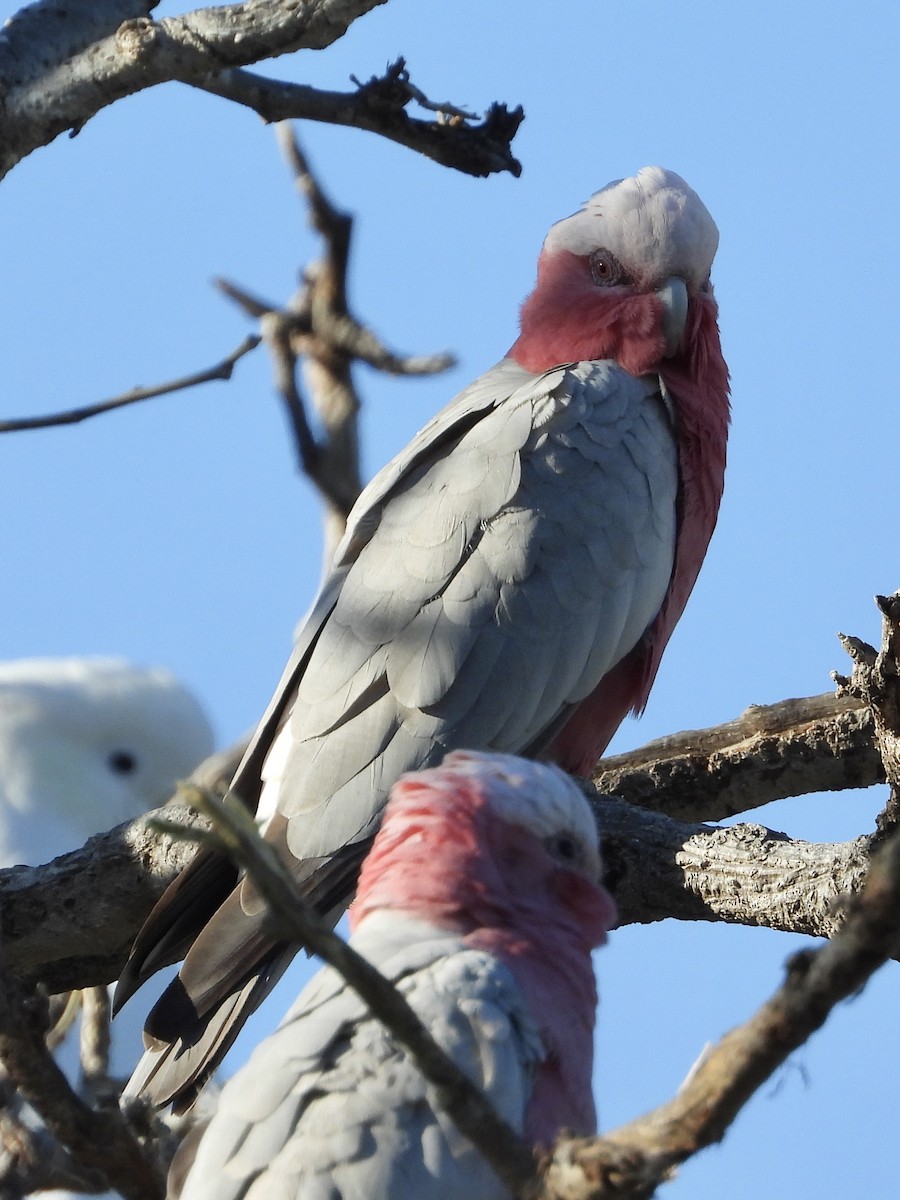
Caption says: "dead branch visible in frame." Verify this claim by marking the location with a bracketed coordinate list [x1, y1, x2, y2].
[833, 592, 900, 841]
[0, 794, 878, 999]
[0, 7, 523, 180]
[535, 817, 900, 1200]
[0, 336, 260, 433]
[79, 987, 112, 1100]
[193, 59, 524, 179]
[530, 593, 900, 1199]
[0, 741, 244, 994]
[218, 128, 454, 559]
[593, 797, 870, 937]
[0, 951, 164, 1200]
[593, 691, 880, 824]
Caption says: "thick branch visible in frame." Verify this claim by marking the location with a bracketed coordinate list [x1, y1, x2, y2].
[0, 792, 877, 997]
[0, 742, 242, 993]
[834, 593, 900, 841]
[0, 9, 522, 180]
[0, 805, 208, 993]
[593, 795, 870, 937]
[536, 818, 900, 1200]
[593, 691, 880, 823]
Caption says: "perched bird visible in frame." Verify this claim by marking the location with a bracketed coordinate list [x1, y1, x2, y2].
[0, 656, 214, 1198]
[0, 656, 214, 867]
[170, 751, 617, 1200]
[119, 166, 729, 1110]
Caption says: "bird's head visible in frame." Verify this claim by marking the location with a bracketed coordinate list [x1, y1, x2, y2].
[0, 658, 214, 865]
[350, 750, 617, 948]
[510, 166, 720, 377]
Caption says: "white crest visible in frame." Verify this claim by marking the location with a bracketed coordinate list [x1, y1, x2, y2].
[542, 166, 719, 290]
[412, 749, 602, 878]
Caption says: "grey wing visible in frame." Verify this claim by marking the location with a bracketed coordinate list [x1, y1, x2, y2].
[227, 357, 540, 825]
[267, 359, 677, 864]
[176, 920, 542, 1200]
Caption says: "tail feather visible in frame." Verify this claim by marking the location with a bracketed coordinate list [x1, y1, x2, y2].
[114, 848, 239, 1015]
[125, 967, 283, 1114]
[122, 838, 373, 1111]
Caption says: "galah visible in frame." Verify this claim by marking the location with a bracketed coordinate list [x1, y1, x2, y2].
[0, 657, 214, 867]
[168, 751, 617, 1200]
[118, 166, 729, 1110]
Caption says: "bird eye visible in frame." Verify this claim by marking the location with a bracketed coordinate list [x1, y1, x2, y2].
[555, 835, 578, 861]
[589, 248, 625, 287]
[108, 750, 138, 775]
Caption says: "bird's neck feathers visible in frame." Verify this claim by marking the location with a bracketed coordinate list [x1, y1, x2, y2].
[508, 249, 669, 377]
[547, 292, 730, 775]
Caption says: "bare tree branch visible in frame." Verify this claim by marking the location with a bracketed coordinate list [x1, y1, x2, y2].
[593, 691, 881, 824]
[0, 793, 880, 998]
[593, 796, 870, 937]
[833, 593, 900, 842]
[527, 593, 900, 1199]
[218, 128, 455, 559]
[79, 987, 112, 1099]
[0, 741, 244, 994]
[193, 59, 524, 178]
[0, 7, 523, 180]
[0, 336, 260, 433]
[536, 816, 900, 1200]
[0, 951, 164, 1200]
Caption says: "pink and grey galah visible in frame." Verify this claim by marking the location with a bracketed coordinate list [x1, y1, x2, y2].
[169, 751, 617, 1200]
[118, 166, 729, 1110]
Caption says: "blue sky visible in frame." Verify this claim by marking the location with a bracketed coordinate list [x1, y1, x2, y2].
[3, 1, 900, 1194]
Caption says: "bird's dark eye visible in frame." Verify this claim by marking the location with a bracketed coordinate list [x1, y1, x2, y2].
[589, 248, 626, 287]
[555, 835, 578, 861]
[108, 750, 138, 775]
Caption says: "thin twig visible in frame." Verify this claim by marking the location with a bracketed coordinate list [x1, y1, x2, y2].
[0, 336, 260, 433]
[155, 788, 540, 1198]
[79, 987, 112, 1097]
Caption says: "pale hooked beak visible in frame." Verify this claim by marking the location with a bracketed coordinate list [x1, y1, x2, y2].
[656, 277, 689, 357]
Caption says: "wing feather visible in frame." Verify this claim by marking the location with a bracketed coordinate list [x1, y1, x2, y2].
[177, 917, 541, 1200]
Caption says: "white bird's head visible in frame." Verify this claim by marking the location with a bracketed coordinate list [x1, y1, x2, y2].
[0, 657, 214, 866]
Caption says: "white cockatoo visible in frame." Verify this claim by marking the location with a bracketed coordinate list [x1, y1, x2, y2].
[0, 656, 214, 1197]
[0, 656, 214, 867]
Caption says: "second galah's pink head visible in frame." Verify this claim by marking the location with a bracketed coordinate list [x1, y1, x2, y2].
[510, 166, 721, 378]
[349, 748, 616, 949]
